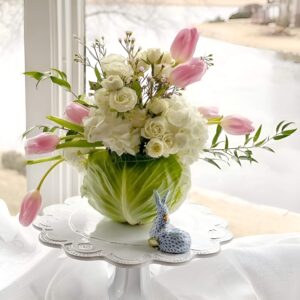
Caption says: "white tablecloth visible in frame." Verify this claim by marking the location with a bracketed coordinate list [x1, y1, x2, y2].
[1, 198, 300, 300]
[1, 233, 300, 300]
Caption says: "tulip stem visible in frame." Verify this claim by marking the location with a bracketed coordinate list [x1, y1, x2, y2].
[36, 158, 65, 191]
[26, 155, 63, 165]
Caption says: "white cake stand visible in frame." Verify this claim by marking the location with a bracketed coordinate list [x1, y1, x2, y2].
[33, 197, 232, 300]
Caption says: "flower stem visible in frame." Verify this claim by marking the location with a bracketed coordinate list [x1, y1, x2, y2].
[27, 155, 63, 165]
[36, 158, 65, 191]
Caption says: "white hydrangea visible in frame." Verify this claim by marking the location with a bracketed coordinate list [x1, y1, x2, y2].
[63, 148, 89, 172]
[84, 109, 140, 156]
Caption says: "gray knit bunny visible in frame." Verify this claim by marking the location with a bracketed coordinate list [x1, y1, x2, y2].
[148, 190, 191, 254]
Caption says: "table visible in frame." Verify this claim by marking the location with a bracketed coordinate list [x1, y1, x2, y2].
[33, 197, 232, 300]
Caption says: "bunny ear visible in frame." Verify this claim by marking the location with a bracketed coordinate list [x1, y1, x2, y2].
[153, 190, 161, 207]
[161, 190, 170, 205]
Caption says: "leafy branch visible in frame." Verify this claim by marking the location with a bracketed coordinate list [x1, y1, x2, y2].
[203, 121, 297, 168]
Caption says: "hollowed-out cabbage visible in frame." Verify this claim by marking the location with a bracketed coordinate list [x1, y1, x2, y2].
[81, 150, 191, 225]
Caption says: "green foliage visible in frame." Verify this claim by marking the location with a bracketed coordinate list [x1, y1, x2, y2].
[204, 121, 297, 168]
[47, 116, 84, 133]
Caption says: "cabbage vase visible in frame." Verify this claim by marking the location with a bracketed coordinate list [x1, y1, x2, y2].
[81, 150, 191, 225]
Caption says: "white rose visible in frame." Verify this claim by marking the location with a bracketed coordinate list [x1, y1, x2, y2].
[109, 87, 137, 112]
[128, 108, 147, 128]
[101, 75, 124, 91]
[145, 48, 162, 64]
[101, 54, 126, 64]
[146, 138, 164, 158]
[147, 97, 169, 115]
[142, 117, 166, 138]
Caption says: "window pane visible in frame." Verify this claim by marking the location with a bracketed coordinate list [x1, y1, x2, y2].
[85, 1, 300, 212]
[0, 0, 26, 215]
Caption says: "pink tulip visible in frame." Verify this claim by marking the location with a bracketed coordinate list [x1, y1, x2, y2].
[221, 115, 255, 135]
[198, 106, 220, 119]
[19, 190, 42, 226]
[25, 133, 60, 155]
[65, 102, 90, 124]
[170, 27, 199, 63]
[169, 58, 207, 88]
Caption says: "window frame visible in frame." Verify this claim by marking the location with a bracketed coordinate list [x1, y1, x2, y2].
[24, 0, 85, 206]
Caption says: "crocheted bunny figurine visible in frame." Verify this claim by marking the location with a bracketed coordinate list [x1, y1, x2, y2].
[148, 190, 191, 254]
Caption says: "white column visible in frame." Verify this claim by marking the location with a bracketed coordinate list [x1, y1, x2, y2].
[24, 0, 85, 206]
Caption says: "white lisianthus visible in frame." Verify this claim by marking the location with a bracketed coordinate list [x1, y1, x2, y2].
[101, 75, 124, 91]
[128, 108, 147, 128]
[101, 54, 133, 78]
[142, 117, 166, 138]
[147, 97, 169, 115]
[101, 54, 126, 64]
[167, 107, 191, 128]
[109, 87, 138, 112]
[146, 138, 164, 158]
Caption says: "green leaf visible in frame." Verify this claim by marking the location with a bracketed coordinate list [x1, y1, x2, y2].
[253, 125, 262, 143]
[47, 116, 84, 133]
[281, 122, 295, 131]
[89, 80, 102, 91]
[51, 68, 67, 80]
[94, 65, 102, 82]
[203, 158, 221, 169]
[225, 135, 229, 149]
[57, 140, 102, 149]
[131, 80, 142, 99]
[262, 146, 275, 153]
[255, 138, 267, 147]
[281, 129, 297, 136]
[50, 76, 71, 91]
[276, 120, 286, 133]
[24, 71, 44, 81]
[211, 125, 222, 148]
[244, 134, 252, 145]
[273, 134, 291, 140]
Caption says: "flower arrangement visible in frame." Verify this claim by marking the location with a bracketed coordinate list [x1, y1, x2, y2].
[19, 28, 296, 226]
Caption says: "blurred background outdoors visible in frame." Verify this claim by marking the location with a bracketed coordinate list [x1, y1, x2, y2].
[0, 0, 299, 215]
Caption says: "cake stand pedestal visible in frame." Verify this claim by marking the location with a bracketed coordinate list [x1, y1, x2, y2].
[34, 197, 232, 300]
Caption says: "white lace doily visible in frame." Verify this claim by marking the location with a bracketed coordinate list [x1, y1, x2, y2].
[34, 197, 232, 267]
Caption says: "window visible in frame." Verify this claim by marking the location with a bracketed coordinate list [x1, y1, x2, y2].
[0, 0, 26, 215]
